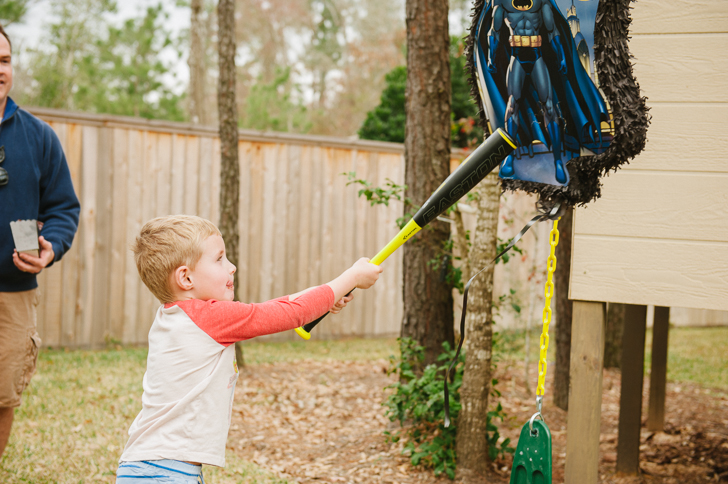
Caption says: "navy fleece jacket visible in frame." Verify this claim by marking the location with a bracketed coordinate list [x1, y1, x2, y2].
[0, 98, 80, 292]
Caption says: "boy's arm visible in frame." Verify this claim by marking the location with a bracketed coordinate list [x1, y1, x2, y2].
[175, 285, 335, 346]
[176, 258, 381, 346]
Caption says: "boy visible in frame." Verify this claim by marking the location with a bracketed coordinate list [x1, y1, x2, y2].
[116, 215, 382, 483]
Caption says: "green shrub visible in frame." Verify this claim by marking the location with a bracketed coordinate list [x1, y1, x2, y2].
[383, 338, 513, 479]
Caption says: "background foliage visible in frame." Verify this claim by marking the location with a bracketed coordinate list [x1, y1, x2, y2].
[358, 37, 484, 148]
[12, 1, 186, 120]
[6, 0, 479, 140]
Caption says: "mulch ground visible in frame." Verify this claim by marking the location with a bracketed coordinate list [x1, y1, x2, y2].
[227, 359, 728, 484]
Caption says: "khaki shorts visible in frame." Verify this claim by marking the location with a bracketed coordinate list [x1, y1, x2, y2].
[0, 289, 41, 408]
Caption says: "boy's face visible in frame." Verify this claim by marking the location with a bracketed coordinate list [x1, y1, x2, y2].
[189, 234, 236, 301]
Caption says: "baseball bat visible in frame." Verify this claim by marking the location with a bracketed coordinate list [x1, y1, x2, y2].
[294, 128, 516, 340]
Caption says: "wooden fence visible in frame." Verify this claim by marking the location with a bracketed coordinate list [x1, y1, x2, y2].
[30, 108, 419, 348]
[30, 108, 558, 349]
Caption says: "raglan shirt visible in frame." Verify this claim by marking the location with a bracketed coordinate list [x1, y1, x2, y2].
[119, 285, 335, 467]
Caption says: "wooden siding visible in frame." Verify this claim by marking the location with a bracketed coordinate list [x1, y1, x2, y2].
[569, 0, 728, 311]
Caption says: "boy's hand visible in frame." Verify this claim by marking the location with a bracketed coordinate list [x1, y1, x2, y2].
[325, 258, 383, 305]
[329, 293, 354, 314]
[350, 257, 383, 290]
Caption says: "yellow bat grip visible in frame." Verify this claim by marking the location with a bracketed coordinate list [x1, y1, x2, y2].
[370, 219, 422, 266]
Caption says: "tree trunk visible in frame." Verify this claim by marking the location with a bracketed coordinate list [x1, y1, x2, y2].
[553, 206, 573, 410]
[604, 303, 626, 369]
[189, 0, 209, 124]
[456, 172, 500, 478]
[401, 0, 453, 367]
[217, 0, 242, 365]
[452, 207, 471, 282]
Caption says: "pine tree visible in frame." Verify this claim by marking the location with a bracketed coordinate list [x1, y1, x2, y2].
[359, 37, 483, 148]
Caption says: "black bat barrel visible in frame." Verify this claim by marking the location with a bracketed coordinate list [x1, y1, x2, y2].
[412, 128, 515, 228]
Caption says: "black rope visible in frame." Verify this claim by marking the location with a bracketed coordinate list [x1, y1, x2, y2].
[443, 203, 561, 428]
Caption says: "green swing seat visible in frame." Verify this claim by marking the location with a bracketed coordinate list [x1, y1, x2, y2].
[509, 419, 552, 484]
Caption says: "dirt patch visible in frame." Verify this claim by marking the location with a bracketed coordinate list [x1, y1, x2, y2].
[227, 359, 728, 483]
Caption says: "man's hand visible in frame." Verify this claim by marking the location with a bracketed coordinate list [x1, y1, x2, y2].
[13, 236, 55, 274]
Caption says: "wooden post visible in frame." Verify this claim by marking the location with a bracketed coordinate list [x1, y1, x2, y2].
[565, 300, 606, 484]
[616, 304, 647, 474]
[647, 306, 670, 431]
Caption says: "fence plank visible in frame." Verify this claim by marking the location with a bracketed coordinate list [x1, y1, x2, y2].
[198, 136, 213, 220]
[108, 128, 130, 344]
[184, 136, 200, 215]
[321, 148, 335, 289]
[41, 122, 65, 347]
[211, 138, 222, 225]
[308, 146, 323, 290]
[247, 144, 265, 303]
[297, 146, 313, 295]
[373, 152, 393, 336]
[259, 144, 277, 302]
[237, 141, 251, 303]
[137, 131, 158, 343]
[362, 152, 379, 337]
[272, 144, 288, 299]
[91, 127, 115, 347]
[122, 130, 143, 343]
[285, 145, 302, 296]
[61, 123, 83, 346]
[327, 149, 346, 337]
[341, 150, 357, 336]
[79, 126, 98, 347]
[352, 150, 370, 336]
[170, 135, 186, 215]
[156, 134, 172, 218]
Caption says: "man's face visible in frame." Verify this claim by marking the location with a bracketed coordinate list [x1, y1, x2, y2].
[0, 35, 12, 106]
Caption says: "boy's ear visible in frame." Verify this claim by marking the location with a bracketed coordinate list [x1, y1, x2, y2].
[172, 266, 194, 292]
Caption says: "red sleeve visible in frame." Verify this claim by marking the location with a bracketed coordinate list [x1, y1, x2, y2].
[172, 285, 335, 346]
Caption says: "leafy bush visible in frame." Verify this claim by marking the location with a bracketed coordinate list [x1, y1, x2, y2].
[383, 338, 513, 479]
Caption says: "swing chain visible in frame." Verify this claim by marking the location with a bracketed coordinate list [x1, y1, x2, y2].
[529, 218, 560, 432]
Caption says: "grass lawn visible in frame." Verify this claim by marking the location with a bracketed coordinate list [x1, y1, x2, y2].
[645, 326, 728, 391]
[497, 325, 728, 392]
[1, 328, 725, 483]
[0, 338, 398, 484]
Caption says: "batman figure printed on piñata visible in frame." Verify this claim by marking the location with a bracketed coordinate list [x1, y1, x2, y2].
[473, 0, 612, 187]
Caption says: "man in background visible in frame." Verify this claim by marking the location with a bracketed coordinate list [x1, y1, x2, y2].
[0, 24, 80, 458]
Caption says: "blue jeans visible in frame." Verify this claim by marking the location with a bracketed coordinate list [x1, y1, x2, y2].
[116, 460, 205, 484]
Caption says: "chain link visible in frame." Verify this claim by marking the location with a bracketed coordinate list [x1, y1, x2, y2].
[536, 218, 560, 397]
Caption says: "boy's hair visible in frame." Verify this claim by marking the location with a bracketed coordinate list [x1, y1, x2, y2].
[132, 215, 221, 303]
[0, 24, 10, 52]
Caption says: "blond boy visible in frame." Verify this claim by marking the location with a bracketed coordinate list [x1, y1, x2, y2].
[116, 215, 382, 483]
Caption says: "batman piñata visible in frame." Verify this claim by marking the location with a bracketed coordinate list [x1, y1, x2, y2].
[471, 0, 611, 185]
